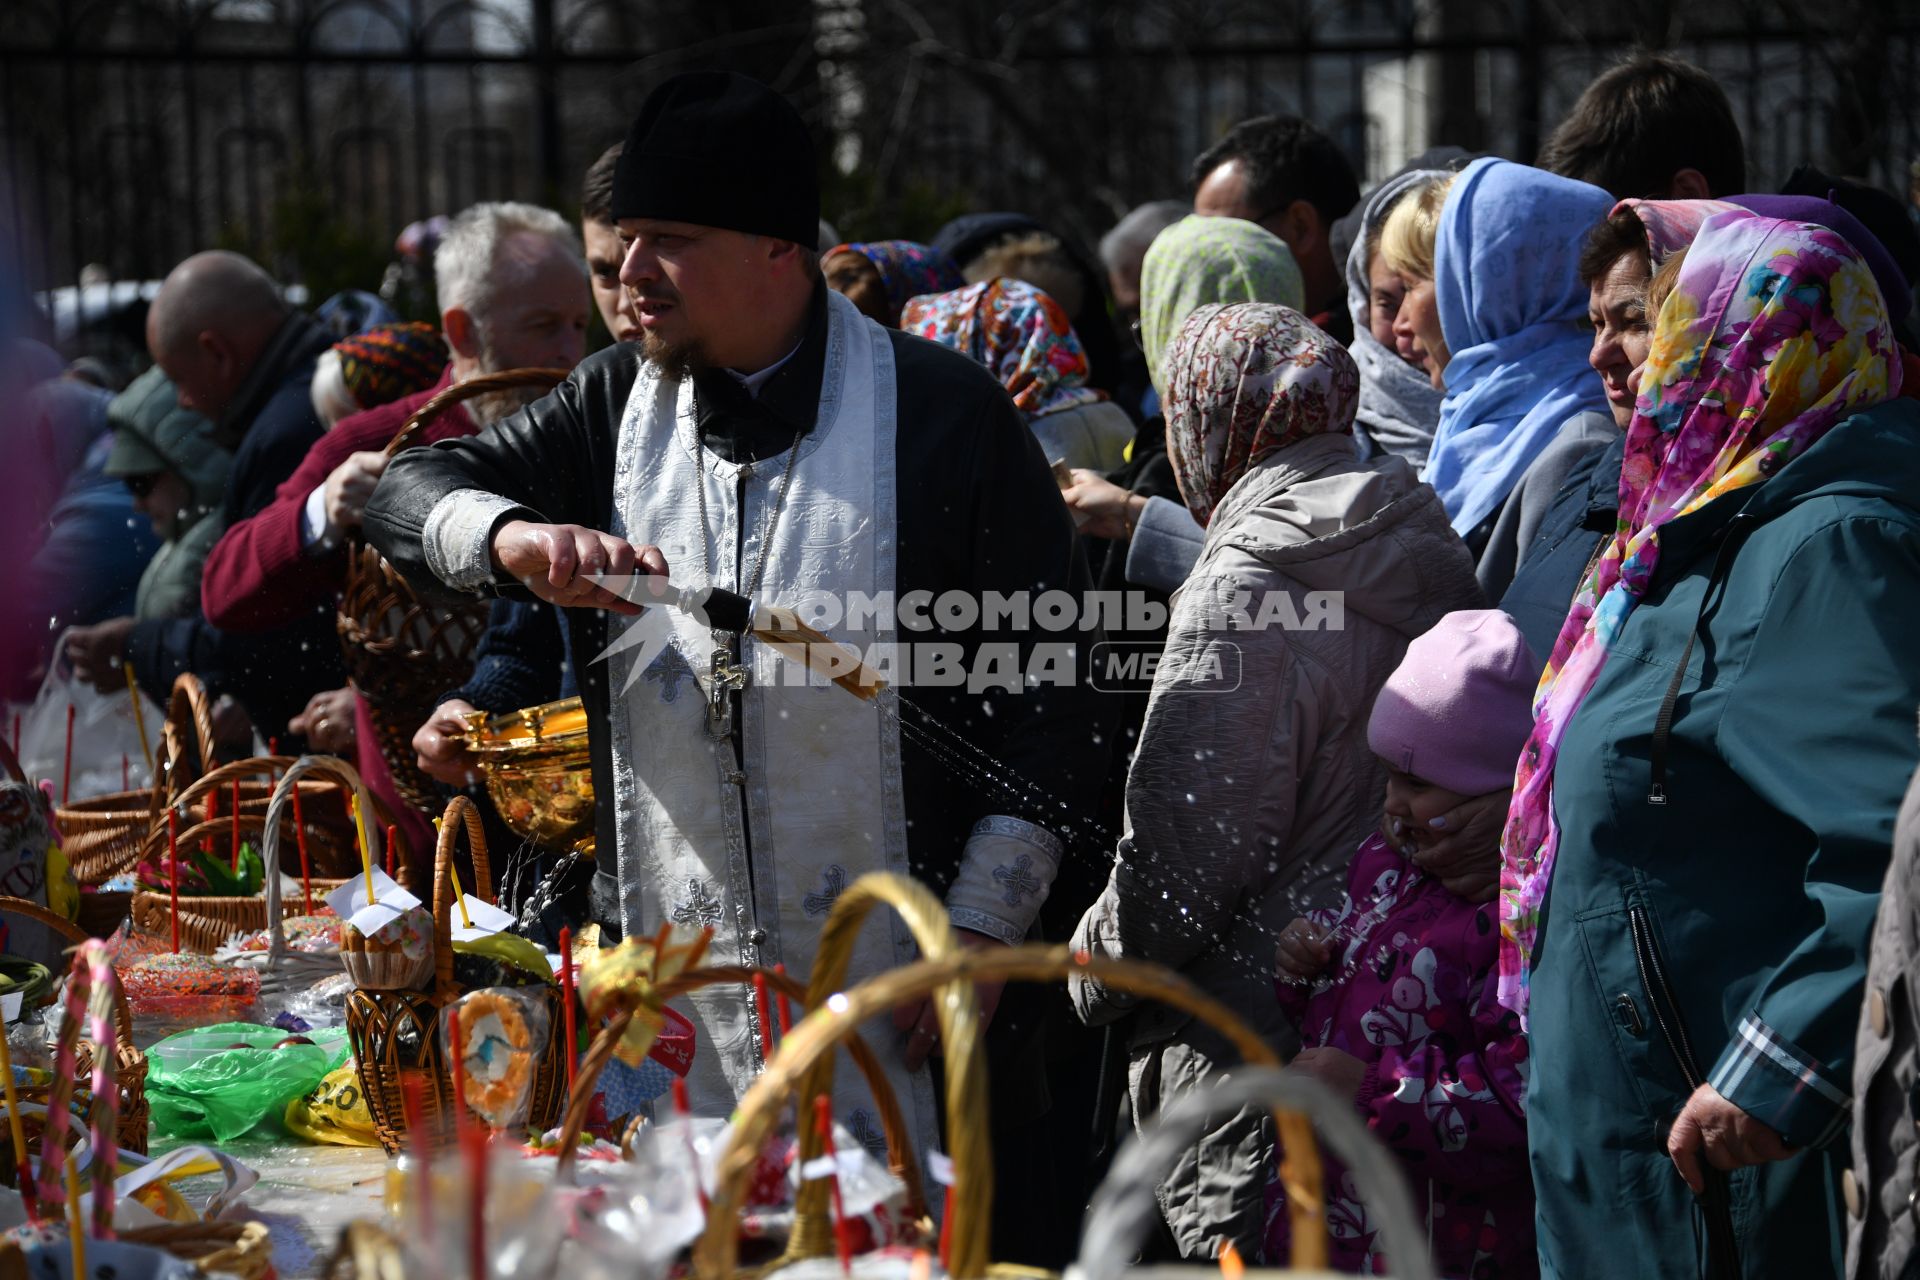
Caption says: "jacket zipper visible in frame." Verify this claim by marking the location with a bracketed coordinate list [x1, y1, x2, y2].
[1629, 902, 1742, 1280]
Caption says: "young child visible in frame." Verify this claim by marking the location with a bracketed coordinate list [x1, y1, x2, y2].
[1268, 609, 1539, 1279]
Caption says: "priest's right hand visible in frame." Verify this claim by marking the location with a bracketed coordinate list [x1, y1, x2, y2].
[490, 521, 667, 615]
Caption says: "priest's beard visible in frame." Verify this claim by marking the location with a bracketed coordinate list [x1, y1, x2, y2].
[639, 328, 711, 384]
[465, 332, 550, 427]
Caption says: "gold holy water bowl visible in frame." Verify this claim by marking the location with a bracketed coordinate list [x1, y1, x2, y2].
[458, 697, 596, 854]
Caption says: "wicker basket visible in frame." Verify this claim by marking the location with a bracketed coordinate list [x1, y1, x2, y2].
[14, 921, 148, 1161]
[549, 961, 930, 1221]
[57, 674, 213, 887]
[127, 751, 410, 954]
[120, 1220, 276, 1279]
[694, 874, 1331, 1280]
[337, 367, 569, 815]
[128, 808, 351, 956]
[345, 794, 568, 1154]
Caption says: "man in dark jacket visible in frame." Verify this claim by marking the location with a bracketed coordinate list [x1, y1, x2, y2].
[364, 72, 1109, 1262]
[63, 251, 344, 744]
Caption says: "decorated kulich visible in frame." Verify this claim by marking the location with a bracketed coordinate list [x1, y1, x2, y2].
[342, 906, 433, 991]
[456, 698, 595, 854]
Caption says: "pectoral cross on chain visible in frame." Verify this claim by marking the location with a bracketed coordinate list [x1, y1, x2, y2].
[706, 636, 752, 740]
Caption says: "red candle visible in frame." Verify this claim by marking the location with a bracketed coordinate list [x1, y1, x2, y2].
[815, 1093, 854, 1275]
[672, 1075, 709, 1213]
[773, 962, 794, 1037]
[203, 781, 216, 855]
[386, 824, 397, 881]
[166, 808, 181, 955]
[558, 927, 577, 1088]
[401, 1074, 433, 1235]
[60, 705, 74, 805]
[465, 1125, 487, 1280]
[229, 778, 241, 873]
[267, 737, 278, 758]
[291, 782, 313, 916]
[121, 756, 128, 793]
[448, 1005, 470, 1138]
[754, 972, 774, 1060]
[939, 1184, 955, 1271]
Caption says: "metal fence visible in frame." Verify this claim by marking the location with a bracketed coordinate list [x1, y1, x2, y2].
[4, 0, 1917, 359]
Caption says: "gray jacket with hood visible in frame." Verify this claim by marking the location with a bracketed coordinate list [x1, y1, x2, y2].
[1070, 431, 1483, 1258]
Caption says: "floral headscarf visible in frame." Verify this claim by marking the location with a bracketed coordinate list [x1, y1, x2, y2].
[826, 240, 964, 326]
[1612, 198, 1740, 262]
[1163, 303, 1359, 527]
[900, 279, 1107, 420]
[1141, 216, 1304, 397]
[1497, 212, 1904, 1020]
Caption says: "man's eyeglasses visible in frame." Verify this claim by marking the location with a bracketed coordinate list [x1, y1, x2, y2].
[123, 473, 159, 500]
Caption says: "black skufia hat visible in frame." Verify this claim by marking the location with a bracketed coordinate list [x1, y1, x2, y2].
[611, 71, 819, 247]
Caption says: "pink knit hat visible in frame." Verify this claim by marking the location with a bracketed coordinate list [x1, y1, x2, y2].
[1367, 609, 1542, 796]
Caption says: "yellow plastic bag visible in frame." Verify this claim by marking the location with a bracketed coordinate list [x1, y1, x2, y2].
[283, 1063, 379, 1147]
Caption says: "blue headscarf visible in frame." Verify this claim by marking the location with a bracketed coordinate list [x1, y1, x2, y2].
[1425, 158, 1613, 535]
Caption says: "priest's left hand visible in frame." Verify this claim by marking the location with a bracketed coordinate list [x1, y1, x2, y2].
[892, 928, 1007, 1070]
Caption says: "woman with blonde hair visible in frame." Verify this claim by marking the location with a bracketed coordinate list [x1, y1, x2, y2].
[1382, 160, 1616, 596]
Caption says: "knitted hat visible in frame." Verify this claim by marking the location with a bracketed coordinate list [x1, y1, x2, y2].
[610, 71, 819, 247]
[332, 322, 445, 411]
[1367, 610, 1542, 796]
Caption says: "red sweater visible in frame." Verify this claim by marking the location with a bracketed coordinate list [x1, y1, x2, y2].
[200, 366, 473, 631]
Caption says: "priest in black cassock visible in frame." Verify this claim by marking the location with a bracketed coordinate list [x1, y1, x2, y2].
[363, 71, 1111, 1258]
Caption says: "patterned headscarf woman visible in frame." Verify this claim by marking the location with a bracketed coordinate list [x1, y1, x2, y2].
[900, 279, 1106, 420]
[1161, 302, 1360, 527]
[1497, 211, 1905, 1018]
[823, 240, 964, 327]
[1140, 216, 1304, 398]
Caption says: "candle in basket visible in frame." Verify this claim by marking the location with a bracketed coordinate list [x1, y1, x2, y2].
[229, 778, 241, 872]
[123, 661, 152, 773]
[0, 1004, 35, 1222]
[386, 824, 397, 881]
[292, 780, 312, 916]
[350, 793, 375, 907]
[167, 807, 181, 954]
[558, 926, 577, 1088]
[60, 704, 73, 806]
[64, 1156, 84, 1276]
[815, 1093, 854, 1275]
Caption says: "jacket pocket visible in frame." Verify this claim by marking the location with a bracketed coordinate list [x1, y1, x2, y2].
[1571, 903, 1692, 1136]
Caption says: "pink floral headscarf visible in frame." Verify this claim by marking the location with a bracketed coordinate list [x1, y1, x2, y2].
[1162, 303, 1360, 527]
[1612, 197, 1740, 261]
[1497, 211, 1904, 1020]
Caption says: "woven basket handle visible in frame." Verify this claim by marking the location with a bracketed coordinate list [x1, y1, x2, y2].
[428, 796, 491, 1005]
[695, 943, 1331, 1280]
[0, 896, 133, 1048]
[381, 367, 570, 459]
[33, 939, 121, 1236]
[262, 756, 376, 966]
[149, 674, 218, 826]
[1077, 1066, 1433, 1280]
[551, 964, 930, 1219]
[790, 872, 975, 1258]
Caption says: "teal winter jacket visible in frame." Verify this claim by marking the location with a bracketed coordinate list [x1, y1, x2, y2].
[1527, 398, 1920, 1280]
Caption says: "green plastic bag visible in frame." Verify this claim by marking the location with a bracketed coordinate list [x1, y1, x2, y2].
[147, 1022, 350, 1143]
